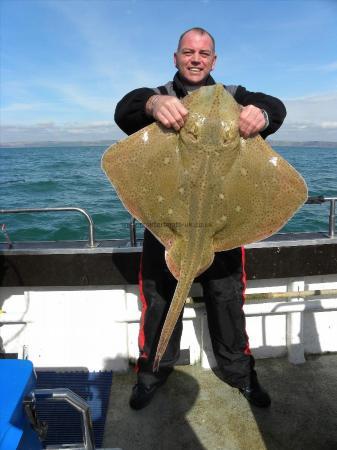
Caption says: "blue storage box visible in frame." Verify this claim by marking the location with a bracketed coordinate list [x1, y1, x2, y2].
[0, 360, 42, 450]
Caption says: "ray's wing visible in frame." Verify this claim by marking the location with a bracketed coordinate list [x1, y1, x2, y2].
[212, 136, 308, 252]
[102, 122, 189, 248]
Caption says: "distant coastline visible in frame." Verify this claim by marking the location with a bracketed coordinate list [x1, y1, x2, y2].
[1, 139, 337, 149]
[268, 140, 337, 148]
[0, 140, 117, 148]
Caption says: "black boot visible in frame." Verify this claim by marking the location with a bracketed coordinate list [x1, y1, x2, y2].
[239, 373, 271, 408]
[129, 377, 168, 410]
[129, 367, 173, 410]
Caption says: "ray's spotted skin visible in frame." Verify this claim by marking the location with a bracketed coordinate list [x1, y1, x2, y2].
[102, 84, 308, 370]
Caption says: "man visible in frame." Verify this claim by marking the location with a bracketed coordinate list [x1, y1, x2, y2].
[115, 27, 286, 410]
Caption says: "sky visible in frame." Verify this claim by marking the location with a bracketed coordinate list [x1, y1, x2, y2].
[1, 0, 337, 143]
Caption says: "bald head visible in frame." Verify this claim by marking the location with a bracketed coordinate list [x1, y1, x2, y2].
[177, 27, 215, 53]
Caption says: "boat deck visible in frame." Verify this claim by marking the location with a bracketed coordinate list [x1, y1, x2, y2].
[103, 354, 337, 450]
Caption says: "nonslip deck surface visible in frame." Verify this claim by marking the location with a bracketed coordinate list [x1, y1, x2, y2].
[103, 354, 337, 450]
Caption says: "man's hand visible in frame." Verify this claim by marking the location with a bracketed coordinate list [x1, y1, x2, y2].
[146, 95, 188, 131]
[239, 105, 267, 139]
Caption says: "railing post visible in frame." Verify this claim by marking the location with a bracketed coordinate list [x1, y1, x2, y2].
[328, 199, 336, 238]
[129, 217, 136, 247]
[27, 388, 96, 450]
[286, 280, 306, 364]
[305, 196, 336, 239]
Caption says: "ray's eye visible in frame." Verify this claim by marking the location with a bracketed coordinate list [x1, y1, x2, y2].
[222, 124, 233, 143]
[186, 124, 199, 141]
[223, 130, 229, 143]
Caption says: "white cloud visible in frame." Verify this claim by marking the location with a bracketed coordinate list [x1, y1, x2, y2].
[320, 61, 337, 72]
[1, 103, 37, 112]
[45, 0, 162, 88]
[274, 92, 337, 141]
[0, 121, 125, 144]
[3, 90, 337, 144]
[41, 82, 115, 114]
[321, 121, 337, 129]
[288, 61, 337, 73]
[1, 79, 120, 125]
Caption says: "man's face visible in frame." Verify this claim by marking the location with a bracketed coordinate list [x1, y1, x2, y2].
[174, 31, 217, 85]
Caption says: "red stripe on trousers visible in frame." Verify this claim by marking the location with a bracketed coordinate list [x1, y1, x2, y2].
[241, 246, 252, 356]
[136, 255, 149, 371]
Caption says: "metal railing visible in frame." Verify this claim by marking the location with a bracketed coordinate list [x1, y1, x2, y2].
[1, 196, 336, 248]
[24, 388, 95, 449]
[0, 207, 96, 248]
[128, 195, 337, 246]
[305, 196, 336, 238]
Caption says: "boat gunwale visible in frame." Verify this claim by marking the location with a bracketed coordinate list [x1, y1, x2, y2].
[0, 232, 336, 256]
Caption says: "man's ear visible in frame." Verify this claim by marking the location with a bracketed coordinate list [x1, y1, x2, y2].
[211, 54, 217, 71]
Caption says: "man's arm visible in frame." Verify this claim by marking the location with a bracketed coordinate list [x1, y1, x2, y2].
[115, 88, 188, 135]
[114, 88, 157, 135]
[115, 84, 286, 139]
[234, 86, 287, 139]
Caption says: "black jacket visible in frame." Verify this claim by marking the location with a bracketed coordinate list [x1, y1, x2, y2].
[114, 72, 286, 139]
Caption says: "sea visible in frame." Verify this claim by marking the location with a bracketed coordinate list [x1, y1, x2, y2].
[0, 144, 336, 243]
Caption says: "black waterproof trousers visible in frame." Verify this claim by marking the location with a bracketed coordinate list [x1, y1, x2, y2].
[137, 229, 255, 390]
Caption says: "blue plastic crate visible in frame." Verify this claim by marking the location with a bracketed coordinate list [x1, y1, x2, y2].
[0, 360, 42, 450]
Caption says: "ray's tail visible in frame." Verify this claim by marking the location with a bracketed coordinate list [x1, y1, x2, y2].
[153, 266, 196, 372]
[153, 234, 213, 371]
